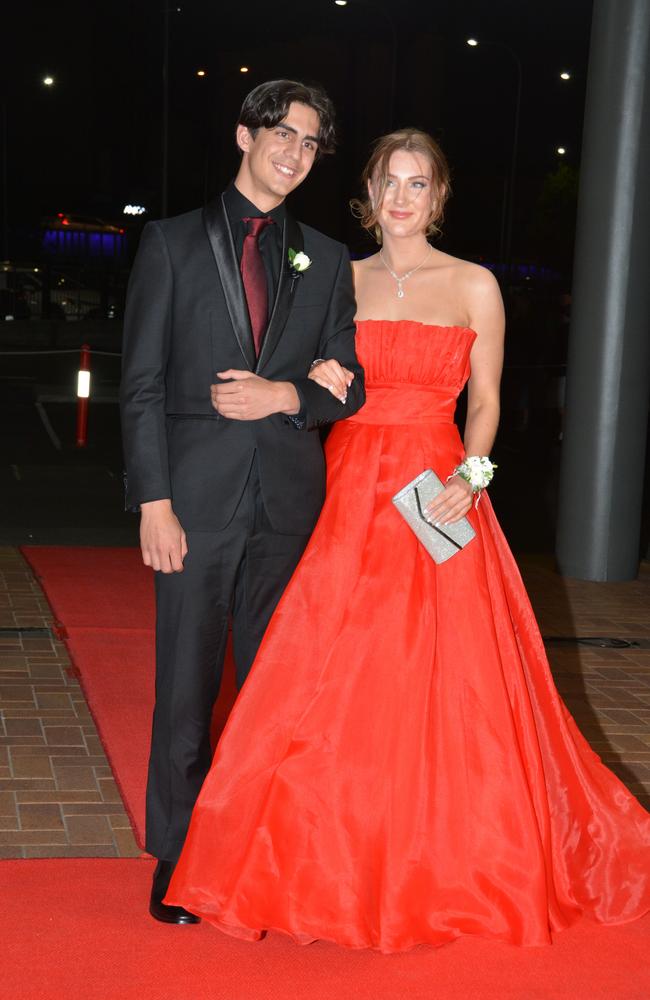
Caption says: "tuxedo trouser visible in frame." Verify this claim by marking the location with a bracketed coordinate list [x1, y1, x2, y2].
[145, 458, 311, 863]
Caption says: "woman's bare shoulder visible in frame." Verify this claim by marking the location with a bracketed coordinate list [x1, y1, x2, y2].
[463, 263, 501, 307]
[441, 254, 501, 302]
[432, 250, 496, 283]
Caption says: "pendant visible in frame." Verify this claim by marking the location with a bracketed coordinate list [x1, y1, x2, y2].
[397, 285, 404, 298]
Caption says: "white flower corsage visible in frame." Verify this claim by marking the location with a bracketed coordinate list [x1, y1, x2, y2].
[450, 455, 497, 507]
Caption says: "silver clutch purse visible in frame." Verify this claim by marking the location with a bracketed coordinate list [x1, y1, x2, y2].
[392, 469, 476, 564]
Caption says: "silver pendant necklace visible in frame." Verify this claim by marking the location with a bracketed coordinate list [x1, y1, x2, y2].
[379, 245, 432, 298]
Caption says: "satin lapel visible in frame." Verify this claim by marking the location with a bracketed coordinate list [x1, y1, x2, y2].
[256, 214, 304, 373]
[203, 195, 256, 370]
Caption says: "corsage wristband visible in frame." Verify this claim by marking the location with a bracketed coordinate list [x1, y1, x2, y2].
[450, 456, 497, 507]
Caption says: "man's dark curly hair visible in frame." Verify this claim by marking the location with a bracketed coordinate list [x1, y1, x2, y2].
[237, 80, 337, 156]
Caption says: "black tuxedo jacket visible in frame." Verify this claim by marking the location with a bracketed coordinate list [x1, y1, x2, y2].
[120, 195, 365, 534]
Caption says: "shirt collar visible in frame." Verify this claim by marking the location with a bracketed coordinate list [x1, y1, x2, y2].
[223, 181, 286, 228]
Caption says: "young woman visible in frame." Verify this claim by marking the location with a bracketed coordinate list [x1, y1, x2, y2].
[166, 130, 650, 952]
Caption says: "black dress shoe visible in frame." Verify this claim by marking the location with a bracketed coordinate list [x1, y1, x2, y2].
[149, 859, 200, 925]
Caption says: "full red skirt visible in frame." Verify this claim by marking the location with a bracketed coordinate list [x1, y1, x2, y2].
[167, 322, 650, 951]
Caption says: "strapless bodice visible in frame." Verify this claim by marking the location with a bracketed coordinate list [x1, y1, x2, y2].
[348, 319, 476, 426]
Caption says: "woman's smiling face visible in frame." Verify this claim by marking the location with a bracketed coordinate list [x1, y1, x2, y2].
[370, 149, 435, 239]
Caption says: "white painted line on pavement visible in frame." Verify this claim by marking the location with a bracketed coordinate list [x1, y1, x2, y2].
[35, 401, 62, 451]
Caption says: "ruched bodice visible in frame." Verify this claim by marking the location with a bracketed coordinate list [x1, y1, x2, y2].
[354, 318, 476, 389]
[346, 320, 476, 426]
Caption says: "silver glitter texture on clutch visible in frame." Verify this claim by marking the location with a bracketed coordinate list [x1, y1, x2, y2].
[392, 469, 476, 564]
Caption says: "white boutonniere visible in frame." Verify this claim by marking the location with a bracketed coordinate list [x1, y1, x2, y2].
[288, 248, 312, 289]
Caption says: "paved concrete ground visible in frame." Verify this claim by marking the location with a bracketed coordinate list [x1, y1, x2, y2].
[0, 547, 140, 858]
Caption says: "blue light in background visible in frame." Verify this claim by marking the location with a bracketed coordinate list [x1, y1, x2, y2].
[41, 229, 126, 259]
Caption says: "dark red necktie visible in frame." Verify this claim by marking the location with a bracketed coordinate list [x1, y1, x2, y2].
[241, 216, 274, 356]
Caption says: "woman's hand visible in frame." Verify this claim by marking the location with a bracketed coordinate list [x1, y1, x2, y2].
[425, 475, 474, 525]
[308, 359, 354, 404]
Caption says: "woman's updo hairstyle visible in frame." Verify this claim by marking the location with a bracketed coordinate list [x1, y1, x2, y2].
[351, 128, 451, 243]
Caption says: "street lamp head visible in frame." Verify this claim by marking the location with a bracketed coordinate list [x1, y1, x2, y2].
[557, 147, 566, 155]
[466, 38, 479, 47]
[334, 1, 348, 6]
[196, 69, 206, 77]
[560, 71, 571, 80]
[42, 75, 55, 86]
[240, 66, 249, 73]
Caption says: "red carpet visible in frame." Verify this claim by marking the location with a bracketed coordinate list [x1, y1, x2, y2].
[21, 546, 237, 847]
[14, 547, 650, 995]
[3, 858, 650, 1000]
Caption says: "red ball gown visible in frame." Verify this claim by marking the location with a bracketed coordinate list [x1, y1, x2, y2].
[166, 320, 650, 952]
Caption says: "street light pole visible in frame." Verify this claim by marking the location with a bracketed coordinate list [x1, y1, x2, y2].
[1, 98, 8, 260]
[1, 77, 57, 261]
[381, 3, 398, 130]
[334, 0, 397, 130]
[194, 66, 253, 206]
[467, 39, 522, 279]
[504, 46, 523, 280]
[161, 1, 170, 219]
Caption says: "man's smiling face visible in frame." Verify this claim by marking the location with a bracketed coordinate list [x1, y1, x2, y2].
[235, 101, 320, 210]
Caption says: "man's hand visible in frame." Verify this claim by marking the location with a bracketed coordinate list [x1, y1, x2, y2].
[308, 359, 354, 404]
[140, 499, 187, 573]
[211, 370, 299, 420]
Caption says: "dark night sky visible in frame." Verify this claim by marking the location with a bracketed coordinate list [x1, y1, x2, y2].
[3, 0, 593, 264]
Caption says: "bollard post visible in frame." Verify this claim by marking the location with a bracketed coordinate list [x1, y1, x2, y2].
[76, 343, 91, 447]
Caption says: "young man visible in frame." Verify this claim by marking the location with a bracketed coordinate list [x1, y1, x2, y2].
[120, 80, 364, 923]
